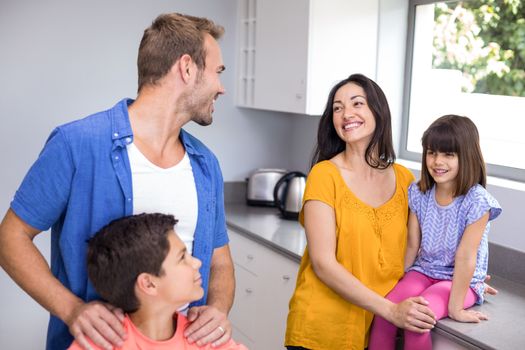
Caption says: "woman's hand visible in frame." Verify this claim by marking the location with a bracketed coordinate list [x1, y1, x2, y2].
[388, 296, 436, 333]
[449, 309, 488, 323]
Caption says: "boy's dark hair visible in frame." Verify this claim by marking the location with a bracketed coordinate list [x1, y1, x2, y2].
[419, 114, 486, 196]
[137, 12, 224, 92]
[87, 213, 178, 313]
[311, 73, 396, 169]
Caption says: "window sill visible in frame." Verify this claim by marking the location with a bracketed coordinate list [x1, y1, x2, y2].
[396, 158, 525, 193]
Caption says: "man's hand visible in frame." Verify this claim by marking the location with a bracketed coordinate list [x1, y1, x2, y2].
[184, 305, 231, 347]
[67, 301, 126, 350]
[388, 296, 436, 333]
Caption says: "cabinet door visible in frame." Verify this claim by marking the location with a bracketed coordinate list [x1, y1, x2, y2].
[305, 0, 379, 115]
[237, 0, 379, 115]
[238, 0, 310, 114]
[256, 249, 299, 350]
[228, 229, 300, 350]
[229, 264, 258, 342]
[254, 0, 309, 114]
[229, 227, 265, 276]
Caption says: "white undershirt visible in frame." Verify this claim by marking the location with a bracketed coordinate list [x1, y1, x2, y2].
[127, 143, 198, 254]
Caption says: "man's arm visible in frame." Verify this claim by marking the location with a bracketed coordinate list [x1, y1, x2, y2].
[208, 244, 235, 313]
[185, 244, 235, 347]
[0, 209, 126, 350]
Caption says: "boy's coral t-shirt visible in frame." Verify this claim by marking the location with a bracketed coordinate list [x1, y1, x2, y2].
[68, 313, 248, 350]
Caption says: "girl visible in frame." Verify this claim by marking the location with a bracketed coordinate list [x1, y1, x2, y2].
[369, 115, 502, 350]
[285, 74, 436, 350]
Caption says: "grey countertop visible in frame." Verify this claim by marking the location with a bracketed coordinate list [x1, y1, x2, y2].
[225, 204, 306, 262]
[225, 203, 525, 349]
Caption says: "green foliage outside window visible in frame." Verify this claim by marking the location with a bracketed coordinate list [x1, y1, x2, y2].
[433, 0, 525, 96]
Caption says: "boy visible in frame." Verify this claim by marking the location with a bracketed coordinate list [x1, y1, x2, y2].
[68, 213, 246, 350]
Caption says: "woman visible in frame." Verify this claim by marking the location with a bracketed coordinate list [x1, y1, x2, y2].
[285, 74, 436, 350]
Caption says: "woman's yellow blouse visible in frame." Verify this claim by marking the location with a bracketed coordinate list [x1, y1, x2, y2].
[286, 161, 415, 350]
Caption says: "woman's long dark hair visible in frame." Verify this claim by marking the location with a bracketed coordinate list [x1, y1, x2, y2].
[310, 73, 396, 169]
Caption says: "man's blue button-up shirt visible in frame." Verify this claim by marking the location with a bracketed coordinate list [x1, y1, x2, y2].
[11, 98, 228, 350]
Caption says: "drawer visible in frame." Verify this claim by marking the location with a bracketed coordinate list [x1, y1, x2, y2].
[229, 263, 258, 340]
[229, 229, 265, 276]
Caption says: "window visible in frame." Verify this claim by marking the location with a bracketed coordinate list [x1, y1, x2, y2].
[401, 0, 525, 181]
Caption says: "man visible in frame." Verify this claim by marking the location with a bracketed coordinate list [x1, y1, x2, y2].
[0, 13, 234, 350]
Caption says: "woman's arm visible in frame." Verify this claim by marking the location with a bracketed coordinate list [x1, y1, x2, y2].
[448, 212, 490, 323]
[304, 200, 435, 333]
[404, 211, 421, 270]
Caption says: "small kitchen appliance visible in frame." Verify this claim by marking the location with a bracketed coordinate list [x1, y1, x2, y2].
[246, 168, 288, 206]
[273, 171, 306, 220]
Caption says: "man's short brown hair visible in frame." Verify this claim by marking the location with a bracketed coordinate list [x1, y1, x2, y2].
[137, 12, 224, 92]
[87, 213, 178, 313]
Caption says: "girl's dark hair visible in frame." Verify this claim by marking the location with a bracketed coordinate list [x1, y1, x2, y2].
[87, 213, 177, 313]
[419, 114, 486, 196]
[310, 73, 396, 169]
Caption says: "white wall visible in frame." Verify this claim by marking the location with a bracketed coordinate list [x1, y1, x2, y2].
[0, 0, 293, 348]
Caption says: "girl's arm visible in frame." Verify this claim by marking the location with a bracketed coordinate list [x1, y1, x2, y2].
[448, 212, 490, 323]
[303, 200, 436, 333]
[404, 211, 421, 270]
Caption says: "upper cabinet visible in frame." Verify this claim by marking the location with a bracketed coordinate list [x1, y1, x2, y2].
[235, 0, 379, 115]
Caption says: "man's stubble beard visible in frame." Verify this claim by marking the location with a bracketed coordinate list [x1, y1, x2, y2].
[186, 73, 213, 126]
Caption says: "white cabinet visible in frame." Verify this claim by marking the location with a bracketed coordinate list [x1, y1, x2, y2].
[236, 0, 379, 115]
[228, 228, 299, 350]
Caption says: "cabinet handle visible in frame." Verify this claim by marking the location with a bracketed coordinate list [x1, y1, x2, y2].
[246, 254, 254, 260]
[245, 288, 253, 294]
[282, 275, 290, 281]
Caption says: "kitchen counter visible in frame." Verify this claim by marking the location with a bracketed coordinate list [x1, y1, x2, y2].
[225, 203, 525, 349]
[225, 204, 306, 262]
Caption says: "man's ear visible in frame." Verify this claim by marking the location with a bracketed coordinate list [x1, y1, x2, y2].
[178, 54, 194, 84]
[136, 273, 158, 296]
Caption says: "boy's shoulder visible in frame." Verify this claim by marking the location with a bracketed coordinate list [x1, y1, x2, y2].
[68, 313, 248, 350]
[176, 314, 248, 350]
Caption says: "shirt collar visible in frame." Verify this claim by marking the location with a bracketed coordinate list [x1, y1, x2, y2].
[111, 98, 204, 157]
[111, 98, 134, 144]
[180, 128, 204, 157]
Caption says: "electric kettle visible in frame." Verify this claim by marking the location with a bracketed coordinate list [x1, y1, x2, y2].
[273, 171, 306, 220]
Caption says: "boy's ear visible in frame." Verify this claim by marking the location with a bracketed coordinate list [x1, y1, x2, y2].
[136, 273, 158, 296]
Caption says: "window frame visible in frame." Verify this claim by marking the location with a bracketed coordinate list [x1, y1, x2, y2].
[400, 0, 525, 182]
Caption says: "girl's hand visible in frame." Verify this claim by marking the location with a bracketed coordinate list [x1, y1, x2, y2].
[449, 309, 488, 323]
